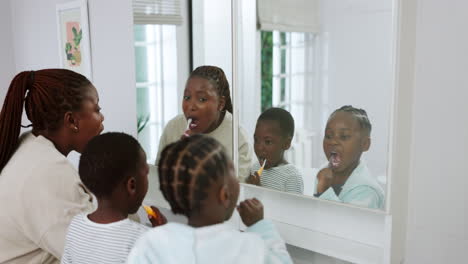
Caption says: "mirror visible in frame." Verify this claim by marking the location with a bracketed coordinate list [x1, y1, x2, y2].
[235, 0, 394, 210]
[133, 0, 245, 170]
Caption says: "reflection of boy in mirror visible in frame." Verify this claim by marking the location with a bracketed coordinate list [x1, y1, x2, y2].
[315, 105, 384, 209]
[156, 65, 252, 181]
[247, 108, 304, 194]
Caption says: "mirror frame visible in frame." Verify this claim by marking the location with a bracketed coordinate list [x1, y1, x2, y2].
[232, 0, 394, 215]
[229, 0, 416, 262]
[144, 0, 416, 263]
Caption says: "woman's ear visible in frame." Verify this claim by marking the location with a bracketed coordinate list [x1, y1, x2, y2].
[126, 177, 137, 196]
[362, 136, 371, 152]
[64, 111, 79, 132]
[218, 184, 231, 208]
[218, 96, 226, 112]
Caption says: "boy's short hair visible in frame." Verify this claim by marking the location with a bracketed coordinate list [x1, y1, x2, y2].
[331, 105, 372, 136]
[257, 107, 295, 138]
[79, 132, 143, 198]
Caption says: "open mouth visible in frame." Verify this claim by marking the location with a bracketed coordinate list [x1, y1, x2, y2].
[329, 151, 341, 168]
[189, 122, 198, 129]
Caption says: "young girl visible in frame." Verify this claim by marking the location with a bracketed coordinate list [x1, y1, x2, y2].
[247, 107, 303, 194]
[315, 105, 384, 209]
[61, 132, 166, 264]
[0, 69, 104, 263]
[128, 135, 292, 264]
[156, 65, 252, 181]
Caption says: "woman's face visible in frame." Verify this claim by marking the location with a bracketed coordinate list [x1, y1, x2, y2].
[73, 85, 105, 153]
[182, 77, 225, 134]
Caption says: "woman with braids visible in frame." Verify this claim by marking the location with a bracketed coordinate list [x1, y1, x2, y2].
[156, 65, 252, 181]
[314, 105, 384, 209]
[0, 69, 104, 263]
[128, 134, 292, 264]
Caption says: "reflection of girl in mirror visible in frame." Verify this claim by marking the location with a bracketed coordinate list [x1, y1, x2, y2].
[129, 135, 293, 263]
[315, 105, 384, 209]
[247, 108, 304, 194]
[156, 66, 252, 181]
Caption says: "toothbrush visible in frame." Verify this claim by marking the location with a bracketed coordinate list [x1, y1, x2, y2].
[143, 205, 158, 219]
[257, 159, 267, 176]
[183, 118, 192, 137]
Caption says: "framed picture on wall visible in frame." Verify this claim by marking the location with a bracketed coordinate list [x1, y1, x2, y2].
[56, 0, 92, 80]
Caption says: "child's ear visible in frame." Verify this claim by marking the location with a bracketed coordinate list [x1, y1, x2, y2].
[362, 136, 371, 152]
[283, 136, 293, 150]
[126, 177, 137, 196]
[218, 184, 231, 208]
[218, 96, 226, 112]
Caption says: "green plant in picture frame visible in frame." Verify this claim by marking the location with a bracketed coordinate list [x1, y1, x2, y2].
[56, 0, 92, 80]
[65, 26, 82, 66]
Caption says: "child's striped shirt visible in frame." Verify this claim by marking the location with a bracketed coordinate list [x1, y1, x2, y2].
[251, 162, 304, 194]
[61, 213, 149, 264]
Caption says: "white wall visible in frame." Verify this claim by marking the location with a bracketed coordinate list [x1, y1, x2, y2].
[192, 0, 232, 83]
[8, 0, 137, 137]
[404, 0, 468, 263]
[0, 0, 16, 104]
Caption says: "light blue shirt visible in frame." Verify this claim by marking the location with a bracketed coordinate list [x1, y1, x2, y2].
[314, 161, 385, 209]
[127, 220, 293, 264]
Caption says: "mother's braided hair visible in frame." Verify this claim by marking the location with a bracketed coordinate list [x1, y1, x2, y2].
[157, 134, 230, 217]
[0, 69, 91, 172]
[190, 66, 233, 113]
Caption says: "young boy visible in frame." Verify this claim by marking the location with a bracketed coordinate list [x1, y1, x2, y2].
[315, 105, 384, 209]
[246, 108, 304, 194]
[61, 132, 166, 264]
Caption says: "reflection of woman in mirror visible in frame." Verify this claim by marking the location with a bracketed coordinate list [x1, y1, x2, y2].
[247, 108, 304, 194]
[314, 106, 384, 209]
[156, 66, 252, 181]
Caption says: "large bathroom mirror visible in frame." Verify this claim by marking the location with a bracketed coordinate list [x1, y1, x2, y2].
[133, 0, 238, 167]
[132, 0, 398, 261]
[235, 0, 394, 211]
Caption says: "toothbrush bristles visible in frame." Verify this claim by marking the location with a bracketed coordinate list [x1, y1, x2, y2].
[186, 118, 192, 130]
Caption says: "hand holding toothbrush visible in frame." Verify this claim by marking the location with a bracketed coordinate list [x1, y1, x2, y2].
[143, 205, 167, 227]
[316, 167, 334, 194]
[246, 159, 266, 186]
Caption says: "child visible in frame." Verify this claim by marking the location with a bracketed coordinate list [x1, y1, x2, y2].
[127, 135, 293, 264]
[246, 108, 304, 194]
[61, 132, 166, 264]
[315, 105, 384, 209]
